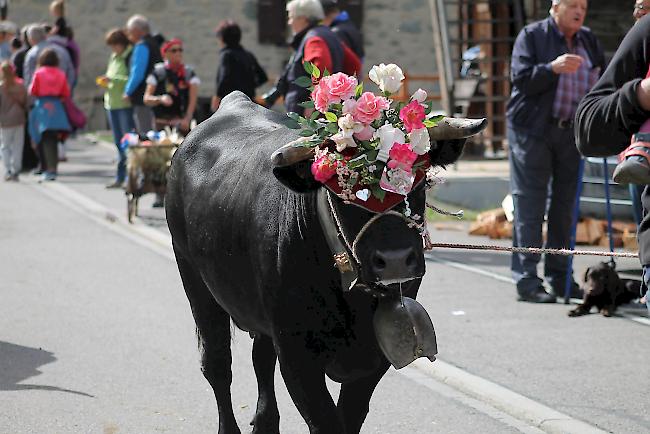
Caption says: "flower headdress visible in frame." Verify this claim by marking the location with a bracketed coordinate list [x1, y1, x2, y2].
[287, 63, 444, 214]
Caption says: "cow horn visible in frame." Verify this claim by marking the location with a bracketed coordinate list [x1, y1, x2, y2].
[271, 138, 316, 167]
[428, 117, 487, 140]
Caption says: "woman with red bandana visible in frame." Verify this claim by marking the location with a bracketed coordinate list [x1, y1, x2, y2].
[143, 38, 199, 134]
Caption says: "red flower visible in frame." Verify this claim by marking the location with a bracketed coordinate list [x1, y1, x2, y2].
[399, 100, 426, 133]
[387, 143, 418, 171]
[311, 155, 338, 183]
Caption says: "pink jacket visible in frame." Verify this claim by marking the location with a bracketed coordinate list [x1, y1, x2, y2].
[29, 66, 70, 99]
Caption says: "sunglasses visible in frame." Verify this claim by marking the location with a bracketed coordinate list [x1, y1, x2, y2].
[168, 47, 183, 53]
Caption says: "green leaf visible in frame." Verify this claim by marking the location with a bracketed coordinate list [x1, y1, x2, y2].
[310, 111, 320, 120]
[324, 112, 338, 123]
[312, 64, 321, 79]
[423, 119, 436, 128]
[298, 100, 315, 109]
[323, 68, 330, 77]
[299, 129, 314, 137]
[287, 112, 300, 122]
[293, 76, 313, 88]
[371, 186, 386, 202]
[355, 83, 364, 97]
[303, 62, 313, 76]
[325, 123, 339, 134]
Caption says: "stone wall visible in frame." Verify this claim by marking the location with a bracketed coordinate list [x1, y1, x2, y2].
[9, 0, 440, 128]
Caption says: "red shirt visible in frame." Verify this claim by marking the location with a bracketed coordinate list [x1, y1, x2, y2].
[29, 66, 70, 98]
[304, 37, 361, 77]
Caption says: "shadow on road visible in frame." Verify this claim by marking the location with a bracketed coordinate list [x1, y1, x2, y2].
[0, 341, 94, 397]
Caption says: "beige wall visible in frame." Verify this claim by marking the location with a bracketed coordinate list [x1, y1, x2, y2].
[10, 1, 439, 127]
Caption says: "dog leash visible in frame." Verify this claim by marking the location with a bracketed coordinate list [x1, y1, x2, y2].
[428, 243, 639, 259]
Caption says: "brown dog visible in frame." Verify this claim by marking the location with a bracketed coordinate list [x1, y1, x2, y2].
[568, 262, 641, 317]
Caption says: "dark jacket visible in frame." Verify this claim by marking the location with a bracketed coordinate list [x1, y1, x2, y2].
[216, 45, 267, 99]
[284, 25, 343, 115]
[576, 16, 650, 265]
[131, 34, 162, 105]
[331, 12, 364, 60]
[507, 17, 605, 136]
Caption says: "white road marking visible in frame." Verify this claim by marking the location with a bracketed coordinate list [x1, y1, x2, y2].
[33, 179, 611, 433]
[426, 253, 650, 326]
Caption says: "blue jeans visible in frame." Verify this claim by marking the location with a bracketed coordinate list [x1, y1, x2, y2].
[628, 184, 644, 226]
[107, 108, 135, 182]
[641, 265, 650, 314]
[508, 125, 580, 294]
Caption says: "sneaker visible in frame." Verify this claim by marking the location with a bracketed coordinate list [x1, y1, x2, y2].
[612, 134, 650, 185]
[4, 173, 11, 181]
[9, 174, 19, 182]
[41, 172, 57, 182]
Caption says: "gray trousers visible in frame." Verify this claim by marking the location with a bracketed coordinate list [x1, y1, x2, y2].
[133, 105, 154, 135]
[508, 125, 580, 294]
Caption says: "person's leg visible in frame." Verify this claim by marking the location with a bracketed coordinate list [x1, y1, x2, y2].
[545, 128, 582, 295]
[133, 105, 154, 136]
[116, 108, 135, 183]
[0, 127, 11, 178]
[642, 267, 650, 314]
[509, 127, 553, 295]
[9, 126, 24, 179]
[629, 184, 644, 226]
[41, 131, 59, 179]
[107, 109, 128, 186]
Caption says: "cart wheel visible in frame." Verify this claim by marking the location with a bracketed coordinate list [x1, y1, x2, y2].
[127, 194, 136, 223]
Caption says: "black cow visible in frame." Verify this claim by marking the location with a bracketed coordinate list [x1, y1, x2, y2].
[166, 91, 485, 434]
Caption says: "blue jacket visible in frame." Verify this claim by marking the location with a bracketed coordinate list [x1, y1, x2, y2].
[507, 17, 605, 136]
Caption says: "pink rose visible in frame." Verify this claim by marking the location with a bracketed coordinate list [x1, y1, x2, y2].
[311, 80, 334, 113]
[399, 100, 426, 133]
[311, 155, 338, 183]
[350, 92, 390, 125]
[387, 143, 418, 171]
[324, 73, 357, 101]
[354, 125, 375, 141]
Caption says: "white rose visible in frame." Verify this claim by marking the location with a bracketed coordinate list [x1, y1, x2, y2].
[374, 123, 406, 162]
[369, 63, 405, 94]
[411, 88, 427, 103]
[332, 114, 363, 152]
[409, 127, 431, 155]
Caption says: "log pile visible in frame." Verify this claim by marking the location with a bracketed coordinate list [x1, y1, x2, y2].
[469, 208, 638, 250]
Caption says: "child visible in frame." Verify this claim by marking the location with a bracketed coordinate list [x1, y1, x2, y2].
[0, 61, 27, 181]
[28, 48, 71, 181]
[49, 0, 68, 38]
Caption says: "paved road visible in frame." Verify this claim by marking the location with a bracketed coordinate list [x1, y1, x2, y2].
[1, 136, 648, 433]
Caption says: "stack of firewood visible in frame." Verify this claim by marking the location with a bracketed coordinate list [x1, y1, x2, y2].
[469, 208, 638, 250]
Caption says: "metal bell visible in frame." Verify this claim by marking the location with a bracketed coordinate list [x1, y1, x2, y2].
[373, 296, 438, 369]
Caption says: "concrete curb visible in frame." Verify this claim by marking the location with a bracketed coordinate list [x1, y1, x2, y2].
[412, 359, 608, 434]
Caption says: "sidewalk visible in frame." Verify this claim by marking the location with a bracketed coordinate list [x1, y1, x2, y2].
[432, 159, 510, 210]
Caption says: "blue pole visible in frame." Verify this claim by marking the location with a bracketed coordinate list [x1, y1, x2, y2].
[564, 158, 585, 304]
[603, 158, 615, 259]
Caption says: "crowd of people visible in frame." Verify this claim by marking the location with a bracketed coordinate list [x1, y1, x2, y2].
[0, 0, 79, 182]
[0, 0, 364, 205]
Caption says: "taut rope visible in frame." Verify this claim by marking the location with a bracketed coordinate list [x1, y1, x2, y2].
[428, 243, 639, 259]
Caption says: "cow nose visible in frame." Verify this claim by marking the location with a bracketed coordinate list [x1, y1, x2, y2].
[370, 247, 419, 281]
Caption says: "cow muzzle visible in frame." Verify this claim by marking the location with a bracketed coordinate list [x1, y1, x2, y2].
[370, 247, 424, 287]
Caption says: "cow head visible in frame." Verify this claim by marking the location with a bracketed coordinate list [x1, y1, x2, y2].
[272, 117, 487, 295]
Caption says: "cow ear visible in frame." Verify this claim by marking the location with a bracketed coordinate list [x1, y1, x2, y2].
[428, 138, 466, 167]
[273, 161, 321, 193]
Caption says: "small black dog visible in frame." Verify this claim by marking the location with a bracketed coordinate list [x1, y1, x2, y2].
[568, 262, 641, 317]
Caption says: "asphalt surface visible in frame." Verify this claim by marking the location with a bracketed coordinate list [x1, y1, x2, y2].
[1, 136, 649, 433]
